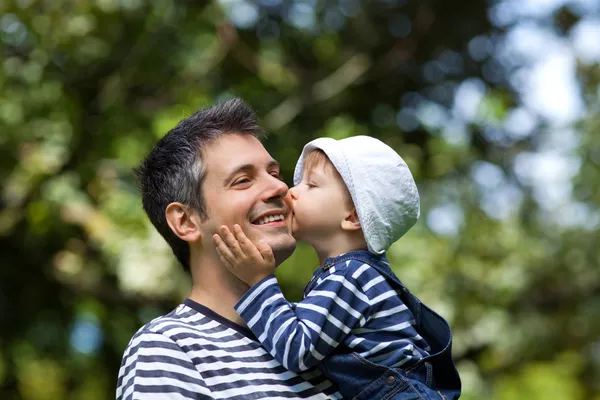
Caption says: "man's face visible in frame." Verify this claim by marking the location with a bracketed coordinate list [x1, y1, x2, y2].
[199, 134, 296, 266]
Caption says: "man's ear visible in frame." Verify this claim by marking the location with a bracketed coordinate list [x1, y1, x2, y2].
[165, 202, 202, 242]
[341, 208, 361, 231]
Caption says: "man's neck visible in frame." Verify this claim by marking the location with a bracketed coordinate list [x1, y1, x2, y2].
[188, 253, 250, 326]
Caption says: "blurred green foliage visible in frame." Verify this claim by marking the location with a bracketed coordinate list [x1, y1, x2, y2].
[1, 0, 599, 399]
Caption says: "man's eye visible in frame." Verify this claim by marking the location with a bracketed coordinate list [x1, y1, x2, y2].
[271, 171, 283, 180]
[233, 178, 251, 185]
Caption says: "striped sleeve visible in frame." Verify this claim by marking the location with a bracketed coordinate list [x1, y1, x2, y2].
[116, 330, 213, 400]
[234, 268, 371, 373]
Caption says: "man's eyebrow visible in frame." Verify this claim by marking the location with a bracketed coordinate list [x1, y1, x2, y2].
[224, 164, 255, 183]
[267, 160, 280, 170]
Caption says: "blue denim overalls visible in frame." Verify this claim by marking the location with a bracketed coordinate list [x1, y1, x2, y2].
[304, 250, 461, 400]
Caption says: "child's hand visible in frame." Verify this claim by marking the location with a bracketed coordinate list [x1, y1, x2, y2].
[212, 224, 275, 287]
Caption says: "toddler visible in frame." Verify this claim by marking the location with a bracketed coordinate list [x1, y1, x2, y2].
[213, 136, 461, 399]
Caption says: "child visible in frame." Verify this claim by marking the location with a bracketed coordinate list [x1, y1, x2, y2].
[213, 136, 461, 399]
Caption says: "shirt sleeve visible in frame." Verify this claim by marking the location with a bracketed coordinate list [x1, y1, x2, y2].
[234, 266, 371, 373]
[116, 330, 213, 400]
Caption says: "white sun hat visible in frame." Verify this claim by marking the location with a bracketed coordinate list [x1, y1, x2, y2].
[293, 135, 420, 254]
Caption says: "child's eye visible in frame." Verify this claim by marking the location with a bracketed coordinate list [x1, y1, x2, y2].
[306, 182, 317, 188]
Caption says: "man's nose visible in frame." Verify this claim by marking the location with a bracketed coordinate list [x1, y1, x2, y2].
[263, 174, 289, 201]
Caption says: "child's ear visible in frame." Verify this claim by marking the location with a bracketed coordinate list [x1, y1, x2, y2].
[341, 208, 361, 231]
[166, 202, 202, 242]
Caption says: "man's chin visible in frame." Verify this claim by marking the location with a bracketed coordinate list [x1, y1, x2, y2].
[268, 235, 296, 267]
[272, 243, 296, 267]
[246, 224, 296, 265]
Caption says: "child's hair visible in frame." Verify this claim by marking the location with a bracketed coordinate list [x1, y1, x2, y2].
[303, 149, 354, 209]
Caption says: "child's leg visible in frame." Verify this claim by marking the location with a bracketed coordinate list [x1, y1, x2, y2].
[383, 373, 443, 400]
[353, 366, 446, 400]
[384, 363, 459, 400]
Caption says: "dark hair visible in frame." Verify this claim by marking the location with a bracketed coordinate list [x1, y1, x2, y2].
[134, 98, 265, 272]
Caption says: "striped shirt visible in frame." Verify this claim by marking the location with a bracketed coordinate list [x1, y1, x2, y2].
[116, 299, 341, 399]
[235, 259, 431, 374]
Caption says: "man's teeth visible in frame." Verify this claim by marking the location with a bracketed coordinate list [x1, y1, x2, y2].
[256, 214, 285, 225]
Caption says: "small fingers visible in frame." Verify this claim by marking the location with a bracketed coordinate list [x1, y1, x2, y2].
[219, 225, 246, 260]
[233, 225, 262, 259]
[213, 234, 235, 268]
[256, 240, 276, 267]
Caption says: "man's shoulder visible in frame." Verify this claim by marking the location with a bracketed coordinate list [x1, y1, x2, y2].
[116, 304, 214, 399]
[119, 302, 237, 375]
[125, 302, 260, 354]
[121, 304, 189, 352]
[135, 301, 233, 337]
[140, 303, 192, 329]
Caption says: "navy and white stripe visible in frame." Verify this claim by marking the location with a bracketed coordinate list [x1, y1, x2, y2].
[116, 299, 341, 399]
[235, 260, 430, 373]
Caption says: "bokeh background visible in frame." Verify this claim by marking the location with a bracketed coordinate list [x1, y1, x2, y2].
[1, 0, 600, 398]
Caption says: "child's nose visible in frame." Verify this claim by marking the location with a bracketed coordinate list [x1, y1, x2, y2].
[288, 186, 299, 201]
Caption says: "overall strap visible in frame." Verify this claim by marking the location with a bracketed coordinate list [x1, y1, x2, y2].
[331, 251, 462, 391]
[364, 258, 452, 359]
[366, 258, 461, 391]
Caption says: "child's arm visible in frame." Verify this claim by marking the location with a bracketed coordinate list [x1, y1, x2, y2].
[213, 226, 371, 373]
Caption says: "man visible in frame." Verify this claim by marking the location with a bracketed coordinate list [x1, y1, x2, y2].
[116, 99, 340, 399]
